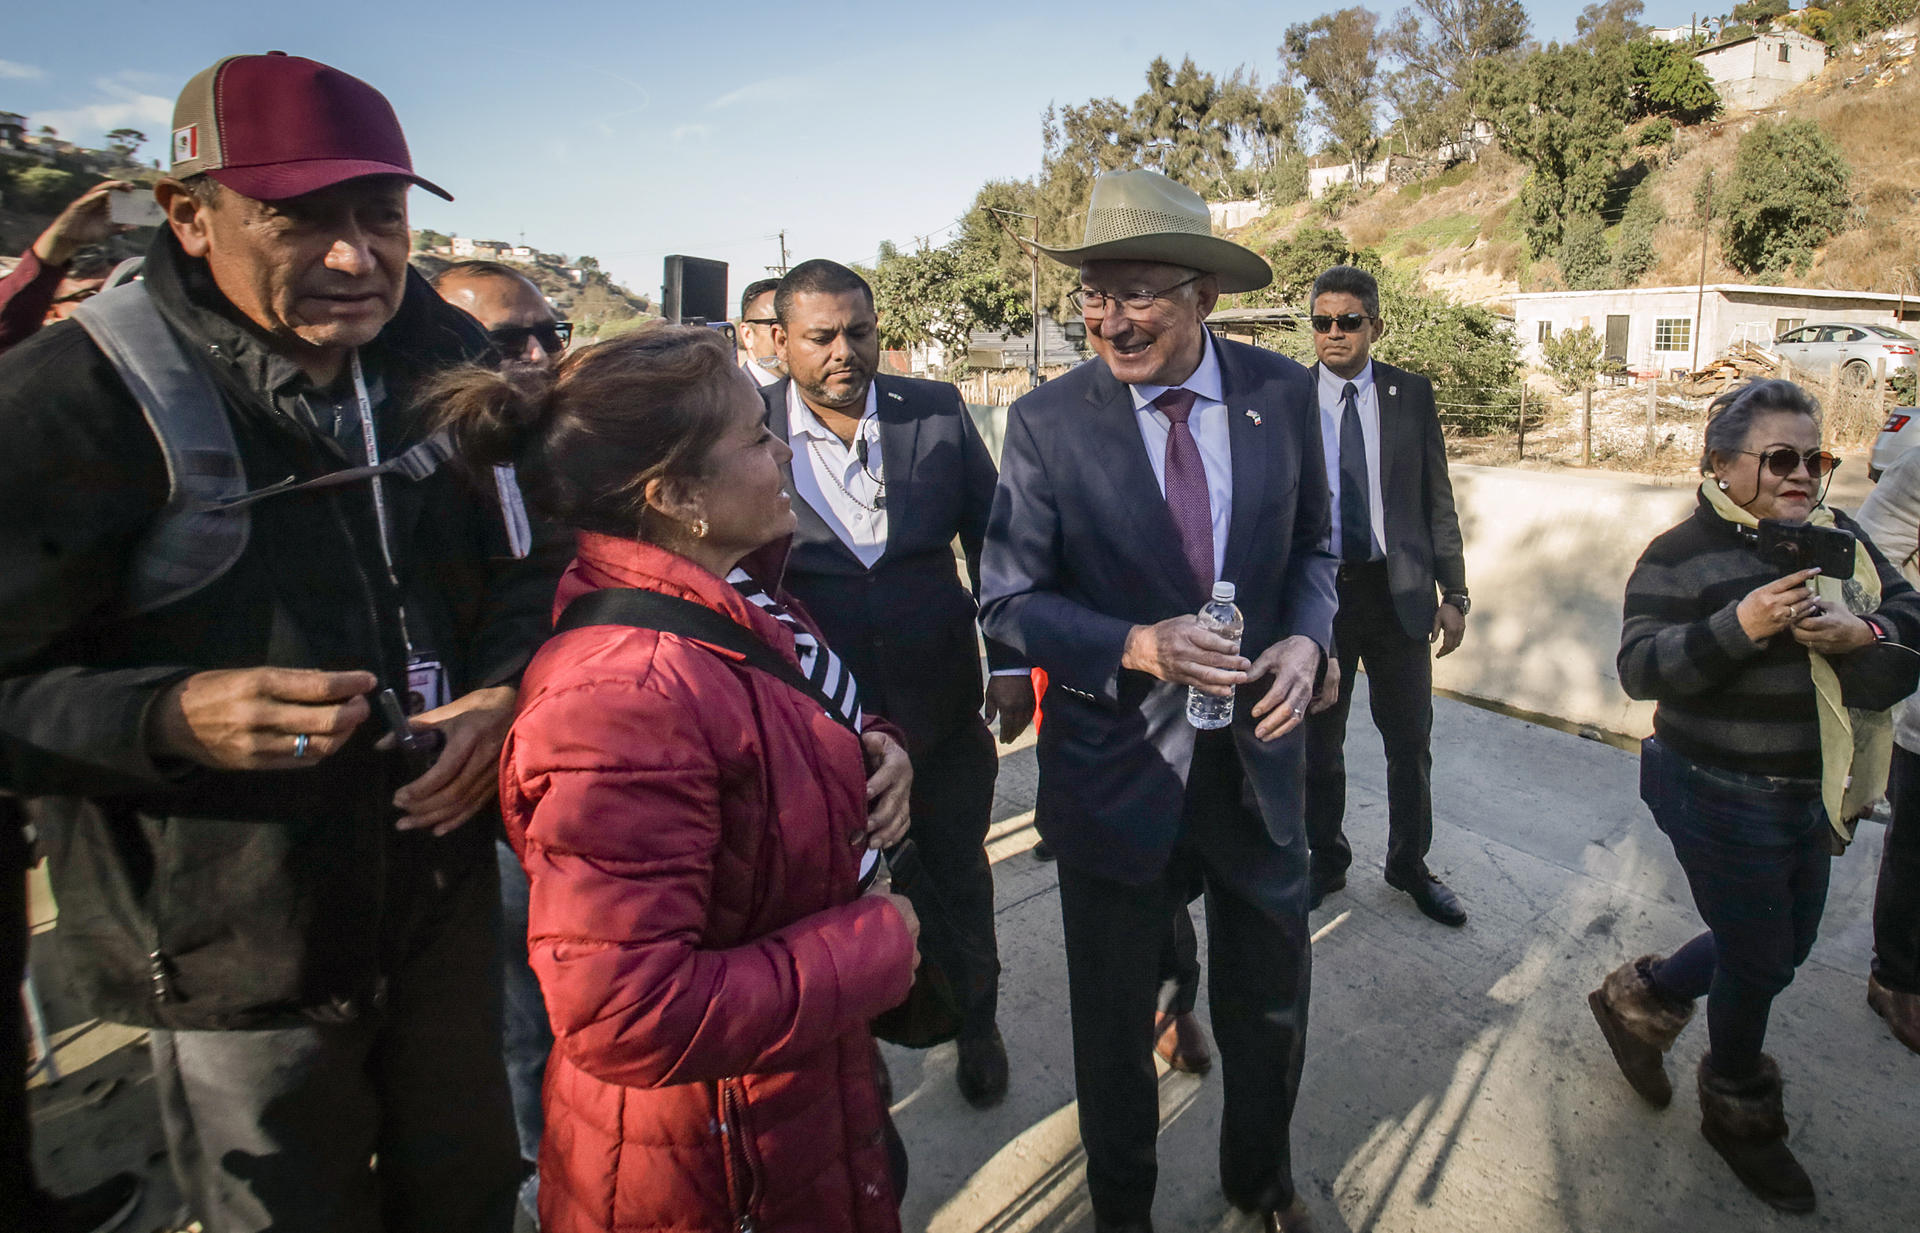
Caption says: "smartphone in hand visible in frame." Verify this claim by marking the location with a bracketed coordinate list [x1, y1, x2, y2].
[107, 187, 165, 228]
[377, 688, 446, 781]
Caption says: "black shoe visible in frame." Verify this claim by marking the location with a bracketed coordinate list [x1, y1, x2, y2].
[30, 1172, 144, 1233]
[1094, 1218, 1154, 1233]
[1385, 868, 1467, 927]
[1309, 869, 1346, 910]
[956, 1026, 1009, 1108]
[1032, 838, 1055, 862]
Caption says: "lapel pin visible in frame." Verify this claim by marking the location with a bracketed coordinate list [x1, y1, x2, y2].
[886, 391, 904, 402]
[1244, 408, 1263, 426]
[1388, 385, 1398, 397]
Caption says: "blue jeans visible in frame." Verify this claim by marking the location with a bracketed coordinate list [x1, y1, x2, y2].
[497, 839, 554, 1221]
[1639, 738, 1832, 1079]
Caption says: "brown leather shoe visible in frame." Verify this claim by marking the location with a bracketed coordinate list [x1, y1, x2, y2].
[1152, 1010, 1212, 1074]
[1868, 974, 1920, 1054]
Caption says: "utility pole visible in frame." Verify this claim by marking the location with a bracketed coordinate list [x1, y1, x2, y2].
[766, 231, 790, 278]
[1691, 170, 1714, 375]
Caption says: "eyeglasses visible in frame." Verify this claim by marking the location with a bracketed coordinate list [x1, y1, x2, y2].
[1742, 447, 1840, 478]
[741, 317, 779, 327]
[488, 320, 573, 354]
[1070, 273, 1204, 317]
[1310, 312, 1376, 334]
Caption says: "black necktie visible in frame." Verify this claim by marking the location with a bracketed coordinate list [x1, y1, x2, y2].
[1339, 381, 1373, 564]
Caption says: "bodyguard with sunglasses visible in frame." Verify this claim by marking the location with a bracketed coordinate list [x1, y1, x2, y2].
[1599, 380, 1920, 1213]
[434, 260, 572, 372]
[1301, 265, 1470, 927]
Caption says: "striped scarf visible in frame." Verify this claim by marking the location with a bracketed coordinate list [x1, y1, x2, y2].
[727, 568, 861, 727]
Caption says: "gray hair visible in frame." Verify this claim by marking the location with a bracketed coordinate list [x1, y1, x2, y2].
[1701, 379, 1821, 476]
[1310, 265, 1379, 317]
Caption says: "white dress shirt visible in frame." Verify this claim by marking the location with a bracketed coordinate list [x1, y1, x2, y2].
[1316, 360, 1387, 560]
[787, 382, 886, 568]
[1128, 336, 1234, 584]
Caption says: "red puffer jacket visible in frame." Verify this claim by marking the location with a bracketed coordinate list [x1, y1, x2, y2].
[500, 533, 916, 1233]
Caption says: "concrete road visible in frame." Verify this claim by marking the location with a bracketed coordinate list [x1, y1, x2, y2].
[25, 680, 1917, 1232]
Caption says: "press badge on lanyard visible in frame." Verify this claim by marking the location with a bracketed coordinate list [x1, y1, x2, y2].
[351, 352, 450, 715]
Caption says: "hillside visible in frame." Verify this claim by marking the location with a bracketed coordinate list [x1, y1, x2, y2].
[1216, 22, 1920, 313]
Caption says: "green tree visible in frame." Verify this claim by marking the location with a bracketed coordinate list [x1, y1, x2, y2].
[1614, 186, 1664, 285]
[1131, 57, 1242, 198]
[1285, 9, 1385, 183]
[1542, 323, 1604, 394]
[1575, 0, 1647, 44]
[1261, 225, 1381, 307]
[1718, 118, 1852, 277]
[10, 166, 76, 211]
[1556, 214, 1614, 289]
[1384, 0, 1530, 155]
[1476, 40, 1633, 255]
[1731, 0, 1790, 23]
[104, 128, 148, 159]
[1214, 69, 1308, 202]
[1627, 38, 1720, 123]
[1372, 268, 1521, 431]
[868, 241, 1026, 365]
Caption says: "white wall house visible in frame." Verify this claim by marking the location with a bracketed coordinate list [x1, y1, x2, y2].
[1308, 158, 1389, 200]
[1514, 284, 1919, 374]
[1695, 30, 1826, 111]
[1208, 199, 1264, 230]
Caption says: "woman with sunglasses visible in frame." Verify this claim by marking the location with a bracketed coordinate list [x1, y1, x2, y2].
[1595, 379, 1920, 1213]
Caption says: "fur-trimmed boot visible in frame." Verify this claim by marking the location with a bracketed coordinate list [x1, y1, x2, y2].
[1697, 1055, 1816, 1214]
[1588, 954, 1696, 1107]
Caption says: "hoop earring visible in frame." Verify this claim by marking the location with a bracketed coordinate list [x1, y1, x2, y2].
[691, 518, 709, 539]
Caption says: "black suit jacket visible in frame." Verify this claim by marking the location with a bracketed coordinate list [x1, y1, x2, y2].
[980, 335, 1339, 883]
[1313, 360, 1466, 638]
[763, 374, 1014, 755]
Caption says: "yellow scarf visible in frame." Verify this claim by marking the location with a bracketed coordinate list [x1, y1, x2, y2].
[1701, 479, 1888, 845]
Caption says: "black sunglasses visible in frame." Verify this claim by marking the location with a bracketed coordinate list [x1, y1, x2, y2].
[741, 316, 779, 326]
[1741, 447, 1840, 478]
[1310, 312, 1375, 334]
[488, 320, 573, 354]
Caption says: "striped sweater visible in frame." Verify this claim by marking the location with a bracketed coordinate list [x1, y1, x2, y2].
[1618, 494, 1920, 778]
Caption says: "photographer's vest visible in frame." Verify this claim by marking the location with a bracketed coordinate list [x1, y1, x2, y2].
[69, 281, 516, 616]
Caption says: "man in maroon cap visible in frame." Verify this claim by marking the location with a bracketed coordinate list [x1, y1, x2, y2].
[0, 53, 562, 1233]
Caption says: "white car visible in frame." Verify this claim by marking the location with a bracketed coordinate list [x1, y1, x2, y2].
[1773, 321, 1920, 385]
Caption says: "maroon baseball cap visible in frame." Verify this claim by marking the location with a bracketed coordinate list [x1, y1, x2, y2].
[169, 52, 452, 202]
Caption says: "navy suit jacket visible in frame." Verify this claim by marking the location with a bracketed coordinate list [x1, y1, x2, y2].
[980, 334, 1338, 883]
[764, 374, 1015, 755]
[1311, 359, 1467, 639]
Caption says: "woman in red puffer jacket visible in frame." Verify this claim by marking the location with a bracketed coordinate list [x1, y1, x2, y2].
[430, 325, 920, 1233]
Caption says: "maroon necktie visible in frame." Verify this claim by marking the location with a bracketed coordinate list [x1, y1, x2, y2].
[1152, 387, 1214, 592]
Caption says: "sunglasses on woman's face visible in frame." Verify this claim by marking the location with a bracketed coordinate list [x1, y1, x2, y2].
[1742, 447, 1840, 478]
[1309, 312, 1373, 334]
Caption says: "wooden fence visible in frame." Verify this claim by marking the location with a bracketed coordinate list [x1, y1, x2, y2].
[954, 366, 1078, 407]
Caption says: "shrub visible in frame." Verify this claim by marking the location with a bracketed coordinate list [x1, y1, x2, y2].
[1542, 324, 1605, 395]
[1557, 215, 1614, 290]
[9, 166, 76, 212]
[1637, 117, 1675, 148]
[1718, 118, 1852, 278]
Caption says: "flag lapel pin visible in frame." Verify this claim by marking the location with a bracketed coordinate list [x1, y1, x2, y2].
[1244, 408, 1263, 426]
[886, 390, 905, 402]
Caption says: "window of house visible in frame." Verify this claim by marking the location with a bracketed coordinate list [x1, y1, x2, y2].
[1776, 317, 1804, 339]
[1537, 321, 1553, 343]
[1653, 318, 1692, 352]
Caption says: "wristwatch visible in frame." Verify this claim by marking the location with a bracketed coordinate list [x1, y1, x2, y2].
[1442, 591, 1471, 615]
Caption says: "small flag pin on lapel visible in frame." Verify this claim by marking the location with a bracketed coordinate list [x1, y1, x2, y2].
[1244, 408, 1263, 426]
[886, 390, 904, 402]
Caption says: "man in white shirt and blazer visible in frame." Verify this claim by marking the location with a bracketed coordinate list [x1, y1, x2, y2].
[764, 259, 1034, 1108]
[1301, 264, 1470, 927]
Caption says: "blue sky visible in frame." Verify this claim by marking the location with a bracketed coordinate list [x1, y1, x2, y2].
[1, 1, 1600, 299]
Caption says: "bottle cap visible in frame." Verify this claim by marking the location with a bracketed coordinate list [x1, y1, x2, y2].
[1211, 581, 1236, 602]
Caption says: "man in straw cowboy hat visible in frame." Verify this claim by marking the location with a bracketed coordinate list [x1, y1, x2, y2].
[982, 170, 1337, 1233]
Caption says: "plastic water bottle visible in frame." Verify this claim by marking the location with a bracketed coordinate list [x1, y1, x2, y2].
[1187, 581, 1243, 730]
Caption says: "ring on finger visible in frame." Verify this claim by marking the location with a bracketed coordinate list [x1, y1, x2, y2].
[293, 733, 310, 759]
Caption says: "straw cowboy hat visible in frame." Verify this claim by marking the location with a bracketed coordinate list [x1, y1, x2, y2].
[1037, 169, 1272, 294]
